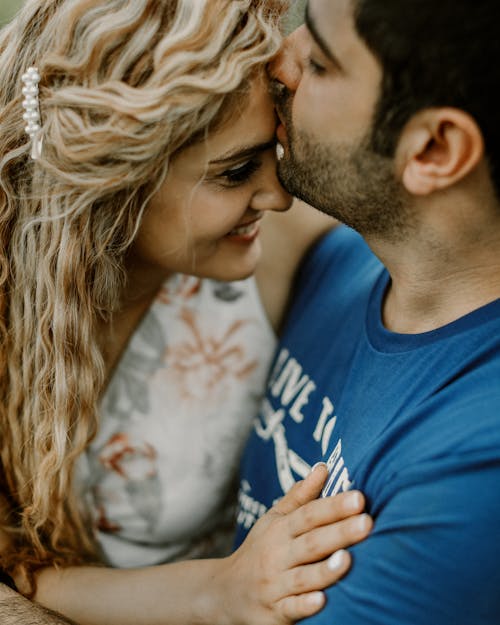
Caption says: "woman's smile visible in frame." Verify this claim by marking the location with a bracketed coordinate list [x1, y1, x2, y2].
[225, 216, 263, 242]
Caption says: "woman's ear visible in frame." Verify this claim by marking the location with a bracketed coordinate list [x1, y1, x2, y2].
[395, 108, 484, 196]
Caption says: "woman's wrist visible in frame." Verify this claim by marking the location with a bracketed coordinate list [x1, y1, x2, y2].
[176, 557, 235, 625]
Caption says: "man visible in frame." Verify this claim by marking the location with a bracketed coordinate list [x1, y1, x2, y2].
[235, 0, 500, 623]
[0, 585, 76, 625]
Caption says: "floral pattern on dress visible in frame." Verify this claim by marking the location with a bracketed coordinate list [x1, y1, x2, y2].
[157, 276, 202, 305]
[92, 432, 162, 533]
[101, 310, 167, 419]
[211, 282, 245, 302]
[166, 306, 258, 402]
[84, 275, 276, 567]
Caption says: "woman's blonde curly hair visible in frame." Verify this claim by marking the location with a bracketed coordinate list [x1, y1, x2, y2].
[0, 0, 286, 592]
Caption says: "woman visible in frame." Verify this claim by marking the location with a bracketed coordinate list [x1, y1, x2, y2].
[0, 1, 371, 623]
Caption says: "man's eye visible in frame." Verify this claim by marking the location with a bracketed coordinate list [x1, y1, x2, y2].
[220, 159, 262, 186]
[307, 57, 326, 75]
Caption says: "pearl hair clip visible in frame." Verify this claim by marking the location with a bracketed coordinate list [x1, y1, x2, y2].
[21, 66, 44, 160]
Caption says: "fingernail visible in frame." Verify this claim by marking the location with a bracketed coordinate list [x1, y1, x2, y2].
[353, 513, 371, 533]
[344, 491, 363, 512]
[310, 462, 328, 474]
[306, 591, 325, 607]
[327, 549, 347, 571]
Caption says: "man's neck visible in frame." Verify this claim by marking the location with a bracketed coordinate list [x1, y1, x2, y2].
[366, 202, 500, 334]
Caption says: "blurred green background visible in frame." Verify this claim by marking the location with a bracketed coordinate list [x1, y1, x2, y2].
[1, 0, 305, 29]
[283, 0, 306, 34]
[0, 0, 22, 25]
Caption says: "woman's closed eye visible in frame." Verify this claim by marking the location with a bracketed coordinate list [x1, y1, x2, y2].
[219, 158, 262, 187]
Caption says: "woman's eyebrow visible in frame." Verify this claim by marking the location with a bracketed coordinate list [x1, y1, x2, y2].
[209, 140, 276, 165]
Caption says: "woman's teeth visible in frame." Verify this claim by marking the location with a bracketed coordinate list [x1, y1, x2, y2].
[228, 222, 257, 236]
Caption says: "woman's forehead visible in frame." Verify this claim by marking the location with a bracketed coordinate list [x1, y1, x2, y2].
[175, 78, 276, 169]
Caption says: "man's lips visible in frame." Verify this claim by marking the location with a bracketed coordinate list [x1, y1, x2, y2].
[276, 122, 287, 145]
[275, 107, 288, 146]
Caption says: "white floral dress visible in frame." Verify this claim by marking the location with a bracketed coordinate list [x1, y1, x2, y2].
[83, 274, 276, 567]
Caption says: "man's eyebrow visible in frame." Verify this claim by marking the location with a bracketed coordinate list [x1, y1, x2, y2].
[209, 140, 276, 165]
[305, 3, 341, 68]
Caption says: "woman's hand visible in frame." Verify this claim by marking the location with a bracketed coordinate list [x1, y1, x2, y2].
[218, 463, 372, 625]
[0, 468, 371, 625]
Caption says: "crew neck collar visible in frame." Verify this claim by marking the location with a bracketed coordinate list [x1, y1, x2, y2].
[366, 270, 500, 353]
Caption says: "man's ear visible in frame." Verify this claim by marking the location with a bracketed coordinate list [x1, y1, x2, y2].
[395, 108, 484, 195]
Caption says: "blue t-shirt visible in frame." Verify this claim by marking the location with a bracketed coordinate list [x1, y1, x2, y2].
[235, 225, 500, 624]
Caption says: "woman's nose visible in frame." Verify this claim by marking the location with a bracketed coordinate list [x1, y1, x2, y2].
[251, 160, 292, 214]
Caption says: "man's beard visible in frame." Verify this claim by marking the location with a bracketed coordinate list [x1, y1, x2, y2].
[274, 87, 410, 241]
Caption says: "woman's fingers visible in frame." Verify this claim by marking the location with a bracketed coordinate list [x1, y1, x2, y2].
[283, 548, 351, 596]
[272, 464, 329, 516]
[277, 550, 353, 620]
[288, 513, 373, 567]
[227, 478, 372, 625]
[288, 490, 366, 537]
[277, 591, 326, 622]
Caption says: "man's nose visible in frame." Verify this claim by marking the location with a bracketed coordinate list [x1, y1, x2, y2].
[268, 28, 303, 92]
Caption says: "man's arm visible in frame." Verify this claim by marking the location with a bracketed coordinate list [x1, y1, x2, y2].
[0, 584, 77, 625]
[0, 498, 73, 623]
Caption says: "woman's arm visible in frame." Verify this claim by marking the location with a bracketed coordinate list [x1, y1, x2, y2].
[256, 199, 337, 332]
[24, 465, 370, 625]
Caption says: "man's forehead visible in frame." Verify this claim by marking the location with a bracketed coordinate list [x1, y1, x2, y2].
[306, 0, 357, 57]
[307, 1, 374, 79]
[307, 0, 354, 30]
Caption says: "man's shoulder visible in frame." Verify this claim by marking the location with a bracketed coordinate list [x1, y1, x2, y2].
[298, 224, 376, 278]
[289, 225, 382, 321]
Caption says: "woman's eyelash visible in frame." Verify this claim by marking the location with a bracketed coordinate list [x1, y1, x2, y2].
[220, 159, 262, 185]
[308, 57, 326, 75]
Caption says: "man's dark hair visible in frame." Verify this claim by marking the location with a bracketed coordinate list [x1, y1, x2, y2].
[353, 0, 500, 195]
